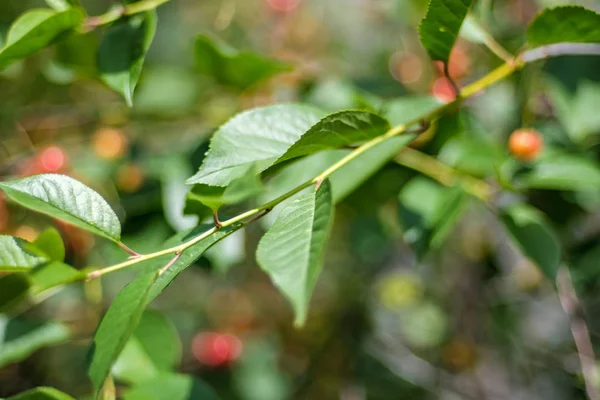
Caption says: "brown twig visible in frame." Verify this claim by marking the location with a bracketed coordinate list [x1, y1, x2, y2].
[159, 252, 182, 275]
[118, 242, 142, 258]
[557, 267, 600, 400]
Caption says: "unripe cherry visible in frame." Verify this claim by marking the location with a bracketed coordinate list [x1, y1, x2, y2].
[508, 128, 543, 161]
[191, 332, 242, 367]
[116, 164, 145, 193]
[92, 127, 128, 161]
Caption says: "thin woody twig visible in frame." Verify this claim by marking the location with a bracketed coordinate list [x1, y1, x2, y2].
[557, 267, 600, 400]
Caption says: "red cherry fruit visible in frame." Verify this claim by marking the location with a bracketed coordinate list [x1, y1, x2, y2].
[431, 77, 457, 103]
[508, 129, 543, 161]
[267, 0, 301, 13]
[191, 332, 242, 367]
[38, 146, 68, 173]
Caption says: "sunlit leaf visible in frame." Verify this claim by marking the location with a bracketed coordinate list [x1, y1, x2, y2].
[6, 387, 75, 400]
[88, 272, 158, 395]
[32, 227, 65, 262]
[384, 96, 442, 126]
[44, 0, 79, 11]
[276, 110, 390, 163]
[0, 316, 71, 368]
[0, 174, 122, 242]
[186, 104, 324, 186]
[187, 172, 263, 211]
[98, 11, 157, 106]
[500, 203, 561, 280]
[0, 8, 84, 69]
[419, 0, 473, 63]
[256, 180, 334, 326]
[517, 152, 600, 191]
[527, 6, 600, 48]
[122, 373, 220, 400]
[195, 33, 291, 90]
[0, 235, 48, 271]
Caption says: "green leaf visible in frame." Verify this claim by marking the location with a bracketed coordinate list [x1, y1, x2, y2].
[186, 104, 324, 187]
[0, 274, 31, 312]
[123, 373, 220, 400]
[88, 272, 158, 395]
[256, 180, 334, 326]
[44, 0, 80, 11]
[276, 110, 391, 163]
[98, 11, 157, 106]
[146, 225, 237, 301]
[438, 135, 506, 178]
[547, 78, 600, 144]
[384, 96, 442, 126]
[6, 387, 75, 400]
[33, 227, 65, 262]
[30, 261, 84, 294]
[419, 0, 473, 63]
[517, 152, 600, 191]
[187, 172, 263, 211]
[0, 235, 48, 271]
[262, 135, 416, 206]
[459, 15, 487, 44]
[0, 8, 84, 69]
[398, 178, 467, 259]
[527, 6, 600, 48]
[500, 203, 561, 280]
[195, 33, 291, 90]
[0, 174, 122, 242]
[329, 135, 415, 202]
[113, 311, 181, 384]
[0, 316, 71, 368]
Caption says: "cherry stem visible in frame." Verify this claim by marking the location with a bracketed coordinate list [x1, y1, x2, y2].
[213, 210, 223, 229]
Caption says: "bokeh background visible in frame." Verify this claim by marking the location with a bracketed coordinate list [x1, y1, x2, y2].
[2, 0, 600, 399]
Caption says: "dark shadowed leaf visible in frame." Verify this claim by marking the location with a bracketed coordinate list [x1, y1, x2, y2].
[0, 174, 122, 242]
[0, 8, 84, 69]
[122, 373, 220, 400]
[0, 316, 71, 368]
[98, 11, 157, 106]
[500, 203, 561, 280]
[256, 180, 334, 326]
[419, 0, 473, 63]
[195, 33, 291, 90]
[527, 6, 600, 48]
[398, 178, 468, 259]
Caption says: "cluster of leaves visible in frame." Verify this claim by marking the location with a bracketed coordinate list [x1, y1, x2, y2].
[1, 0, 600, 398]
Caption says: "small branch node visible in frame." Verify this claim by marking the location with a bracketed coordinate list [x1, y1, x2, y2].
[314, 178, 323, 191]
